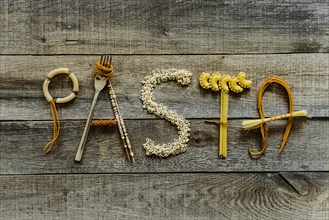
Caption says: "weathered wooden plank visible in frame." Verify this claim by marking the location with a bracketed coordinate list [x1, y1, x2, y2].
[0, 118, 327, 174]
[0, 54, 328, 120]
[279, 172, 313, 195]
[1, 0, 328, 55]
[0, 172, 328, 219]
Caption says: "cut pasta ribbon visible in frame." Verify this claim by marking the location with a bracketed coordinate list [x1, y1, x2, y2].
[242, 76, 310, 157]
[42, 68, 79, 153]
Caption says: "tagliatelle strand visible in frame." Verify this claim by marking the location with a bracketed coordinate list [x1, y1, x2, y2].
[244, 76, 310, 157]
[43, 100, 60, 153]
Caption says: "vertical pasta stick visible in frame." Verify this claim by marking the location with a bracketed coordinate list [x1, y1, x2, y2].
[219, 90, 224, 157]
[201, 71, 252, 159]
[219, 75, 231, 158]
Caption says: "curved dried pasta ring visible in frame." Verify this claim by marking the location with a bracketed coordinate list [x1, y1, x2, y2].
[199, 72, 211, 89]
[210, 73, 222, 91]
[43, 68, 79, 103]
[229, 76, 244, 93]
[237, 71, 252, 88]
[220, 74, 231, 93]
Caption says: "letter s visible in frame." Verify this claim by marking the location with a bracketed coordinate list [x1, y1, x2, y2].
[140, 69, 192, 157]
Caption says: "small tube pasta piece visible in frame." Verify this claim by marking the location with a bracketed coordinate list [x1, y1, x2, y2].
[199, 72, 211, 89]
[220, 75, 231, 92]
[210, 73, 222, 91]
[237, 72, 252, 88]
[229, 76, 244, 93]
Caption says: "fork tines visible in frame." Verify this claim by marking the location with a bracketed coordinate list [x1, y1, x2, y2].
[100, 54, 112, 67]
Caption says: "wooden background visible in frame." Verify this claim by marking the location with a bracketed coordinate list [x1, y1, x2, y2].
[0, 0, 328, 219]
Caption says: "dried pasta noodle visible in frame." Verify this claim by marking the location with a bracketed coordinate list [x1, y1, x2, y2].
[91, 119, 117, 126]
[243, 76, 310, 157]
[43, 100, 60, 153]
[92, 58, 134, 162]
[42, 68, 79, 153]
[200, 71, 252, 158]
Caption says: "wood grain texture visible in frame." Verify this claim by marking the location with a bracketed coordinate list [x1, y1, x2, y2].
[0, 173, 328, 220]
[1, 54, 328, 121]
[1, 0, 328, 55]
[279, 172, 314, 195]
[1, 1, 329, 219]
[0, 118, 327, 174]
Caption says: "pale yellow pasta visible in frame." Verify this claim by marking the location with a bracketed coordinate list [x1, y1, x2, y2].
[220, 75, 231, 92]
[199, 71, 252, 160]
[237, 71, 252, 88]
[199, 72, 211, 89]
[210, 73, 222, 91]
[229, 76, 244, 93]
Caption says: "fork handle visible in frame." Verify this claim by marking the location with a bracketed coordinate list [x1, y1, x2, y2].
[75, 92, 100, 162]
